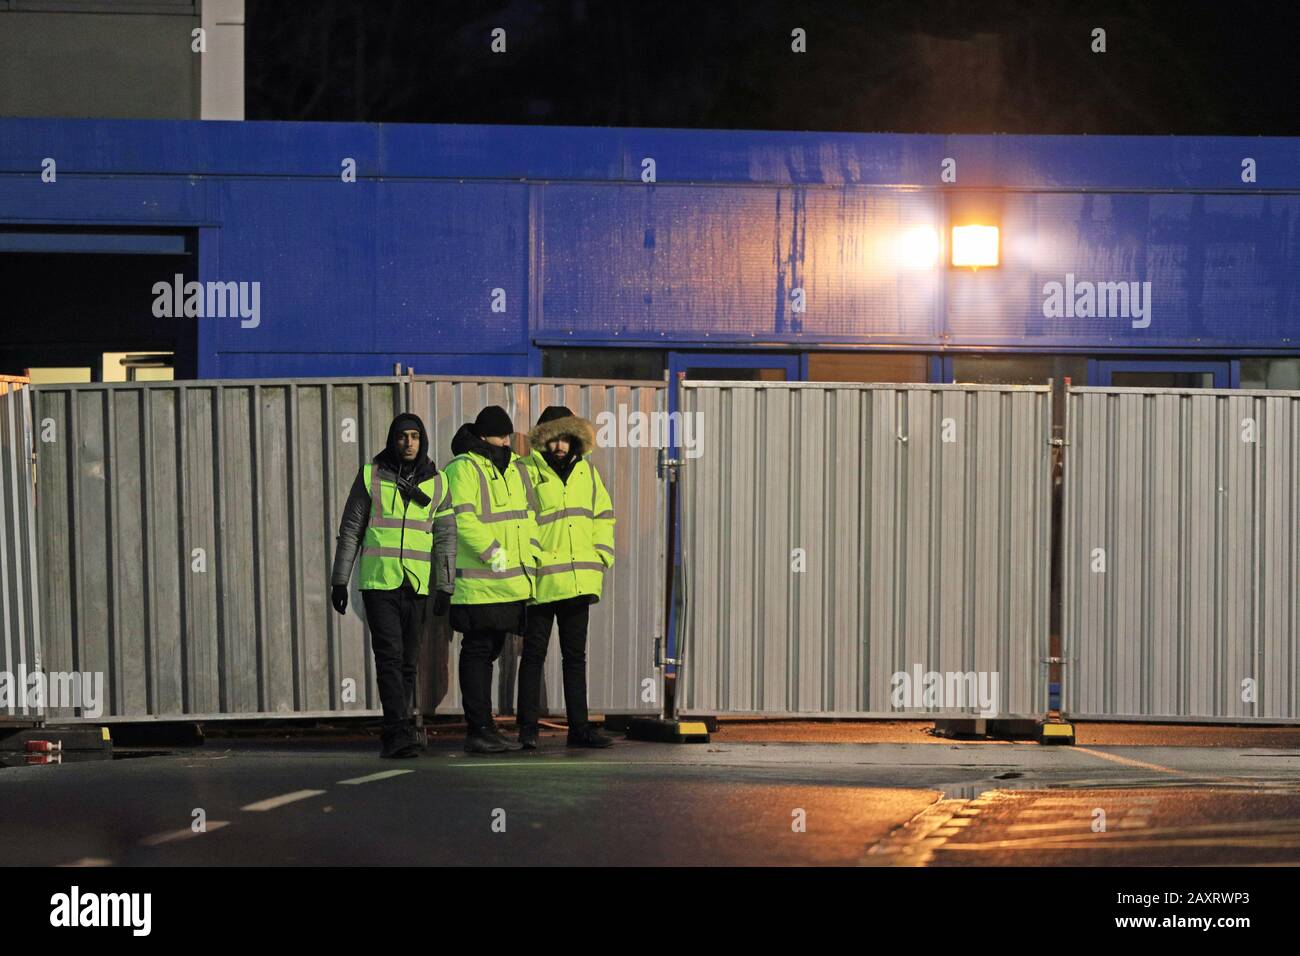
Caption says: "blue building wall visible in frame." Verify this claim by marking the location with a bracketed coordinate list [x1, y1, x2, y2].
[2, 119, 1299, 379]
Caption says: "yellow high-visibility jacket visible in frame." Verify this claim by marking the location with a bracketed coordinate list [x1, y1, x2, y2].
[444, 448, 541, 604]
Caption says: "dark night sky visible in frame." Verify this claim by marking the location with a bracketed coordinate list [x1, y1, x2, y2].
[246, 0, 1300, 135]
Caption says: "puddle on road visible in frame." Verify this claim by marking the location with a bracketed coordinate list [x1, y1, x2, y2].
[940, 780, 1040, 799]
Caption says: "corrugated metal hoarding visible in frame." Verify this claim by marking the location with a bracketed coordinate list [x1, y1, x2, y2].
[1064, 386, 1300, 723]
[679, 382, 1052, 718]
[32, 376, 664, 722]
[34, 379, 407, 722]
[408, 376, 665, 717]
[1, 381, 42, 721]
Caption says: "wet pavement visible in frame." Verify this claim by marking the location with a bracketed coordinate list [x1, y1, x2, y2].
[0, 725, 1295, 866]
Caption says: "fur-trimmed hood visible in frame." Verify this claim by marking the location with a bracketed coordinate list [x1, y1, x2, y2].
[527, 414, 597, 456]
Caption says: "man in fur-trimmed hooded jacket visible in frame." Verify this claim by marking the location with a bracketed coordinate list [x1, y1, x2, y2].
[514, 405, 616, 749]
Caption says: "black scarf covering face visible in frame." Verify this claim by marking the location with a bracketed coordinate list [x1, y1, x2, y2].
[485, 441, 512, 476]
[450, 422, 514, 476]
[542, 447, 579, 484]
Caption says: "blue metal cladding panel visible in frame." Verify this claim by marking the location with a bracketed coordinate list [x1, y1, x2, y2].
[947, 193, 1300, 349]
[6, 119, 1300, 375]
[381, 123, 631, 182]
[0, 120, 948, 185]
[373, 182, 529, 351]
[539, 184, 941, 341]
[211, 352, 530, 379]
[204, 179, 531, 375]
[210, 179, 380, 355]
[960, 134, 1300, 192]
[0, 119, 384, 178]
[0, 173, 212, 224]
[8, 120, 1300, 190]
[540, 183, 781, 339]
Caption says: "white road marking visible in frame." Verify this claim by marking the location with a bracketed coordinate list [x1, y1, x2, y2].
[1074, 747, 1263, 786]
[1073, 747, 1183, 775]
[139, 821, 230, 845]
[241, 789, 326, 812]
[338, 770, 414, 785]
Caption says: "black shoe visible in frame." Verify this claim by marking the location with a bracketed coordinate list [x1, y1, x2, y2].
[380, 729, 418, 759]
[566, 726, 614, 748]
[404, 721, 428, 751]
[464, 731, 508, 755]
[486, 723, 523, 751]
[518, 727, 539, 750]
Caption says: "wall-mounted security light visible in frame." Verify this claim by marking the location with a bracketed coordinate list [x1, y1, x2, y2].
[950, 224, 999, 269]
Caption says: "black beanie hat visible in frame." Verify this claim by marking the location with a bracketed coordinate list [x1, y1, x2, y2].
[536, 405, 575, 426]
[473, 405, 514, 438]
[390, 412, 423, 435]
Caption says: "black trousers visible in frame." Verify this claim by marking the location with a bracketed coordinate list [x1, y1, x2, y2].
[361, 582, 427, 733]
[517, 596, 591, 733]
[459, 629, 507, 733]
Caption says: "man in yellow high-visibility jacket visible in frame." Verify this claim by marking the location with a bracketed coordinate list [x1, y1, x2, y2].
[331, 412, 455, 758]
[515, 406, 616, 749]
[444, 405, 541, 754]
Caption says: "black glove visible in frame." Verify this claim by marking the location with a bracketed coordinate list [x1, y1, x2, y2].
[330, 584, 348, 615]
[432, 591, 451, 616]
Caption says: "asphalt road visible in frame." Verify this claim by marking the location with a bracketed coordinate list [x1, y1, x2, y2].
[1, 729, 1297, 866]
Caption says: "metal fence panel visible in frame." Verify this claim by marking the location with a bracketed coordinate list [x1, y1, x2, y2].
[1, 382, 42, 721]
[408, 376, 666, 717]
[34, 379, 406, 722]
[1064, 386, 1300, 722]
[33, 375, 664, 723]
[679, 382, 1052, 718]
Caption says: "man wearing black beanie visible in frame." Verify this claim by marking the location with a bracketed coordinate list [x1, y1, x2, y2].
[444, 405, 542, 753]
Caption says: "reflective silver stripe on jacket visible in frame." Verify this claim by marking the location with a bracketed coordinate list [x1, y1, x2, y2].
[370, 465, 384, 519]
[594, 510, 614, 520]
[362, 546, 433, 563]
[516, 459, 540, 514]
[480, 509, 529, 523]
[455, 566, 527, 579]
[369, 516, 434, 533]
[594, 544, 614, 557]
[463, 455, 529, 523]
[480, 541, 501, 563]
[536, 506, 595, 525]
[369, 470, 442, 528]
[535, 561, 607, 576]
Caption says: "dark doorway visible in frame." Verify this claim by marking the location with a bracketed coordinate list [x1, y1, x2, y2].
[0, 228, 198, 382]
